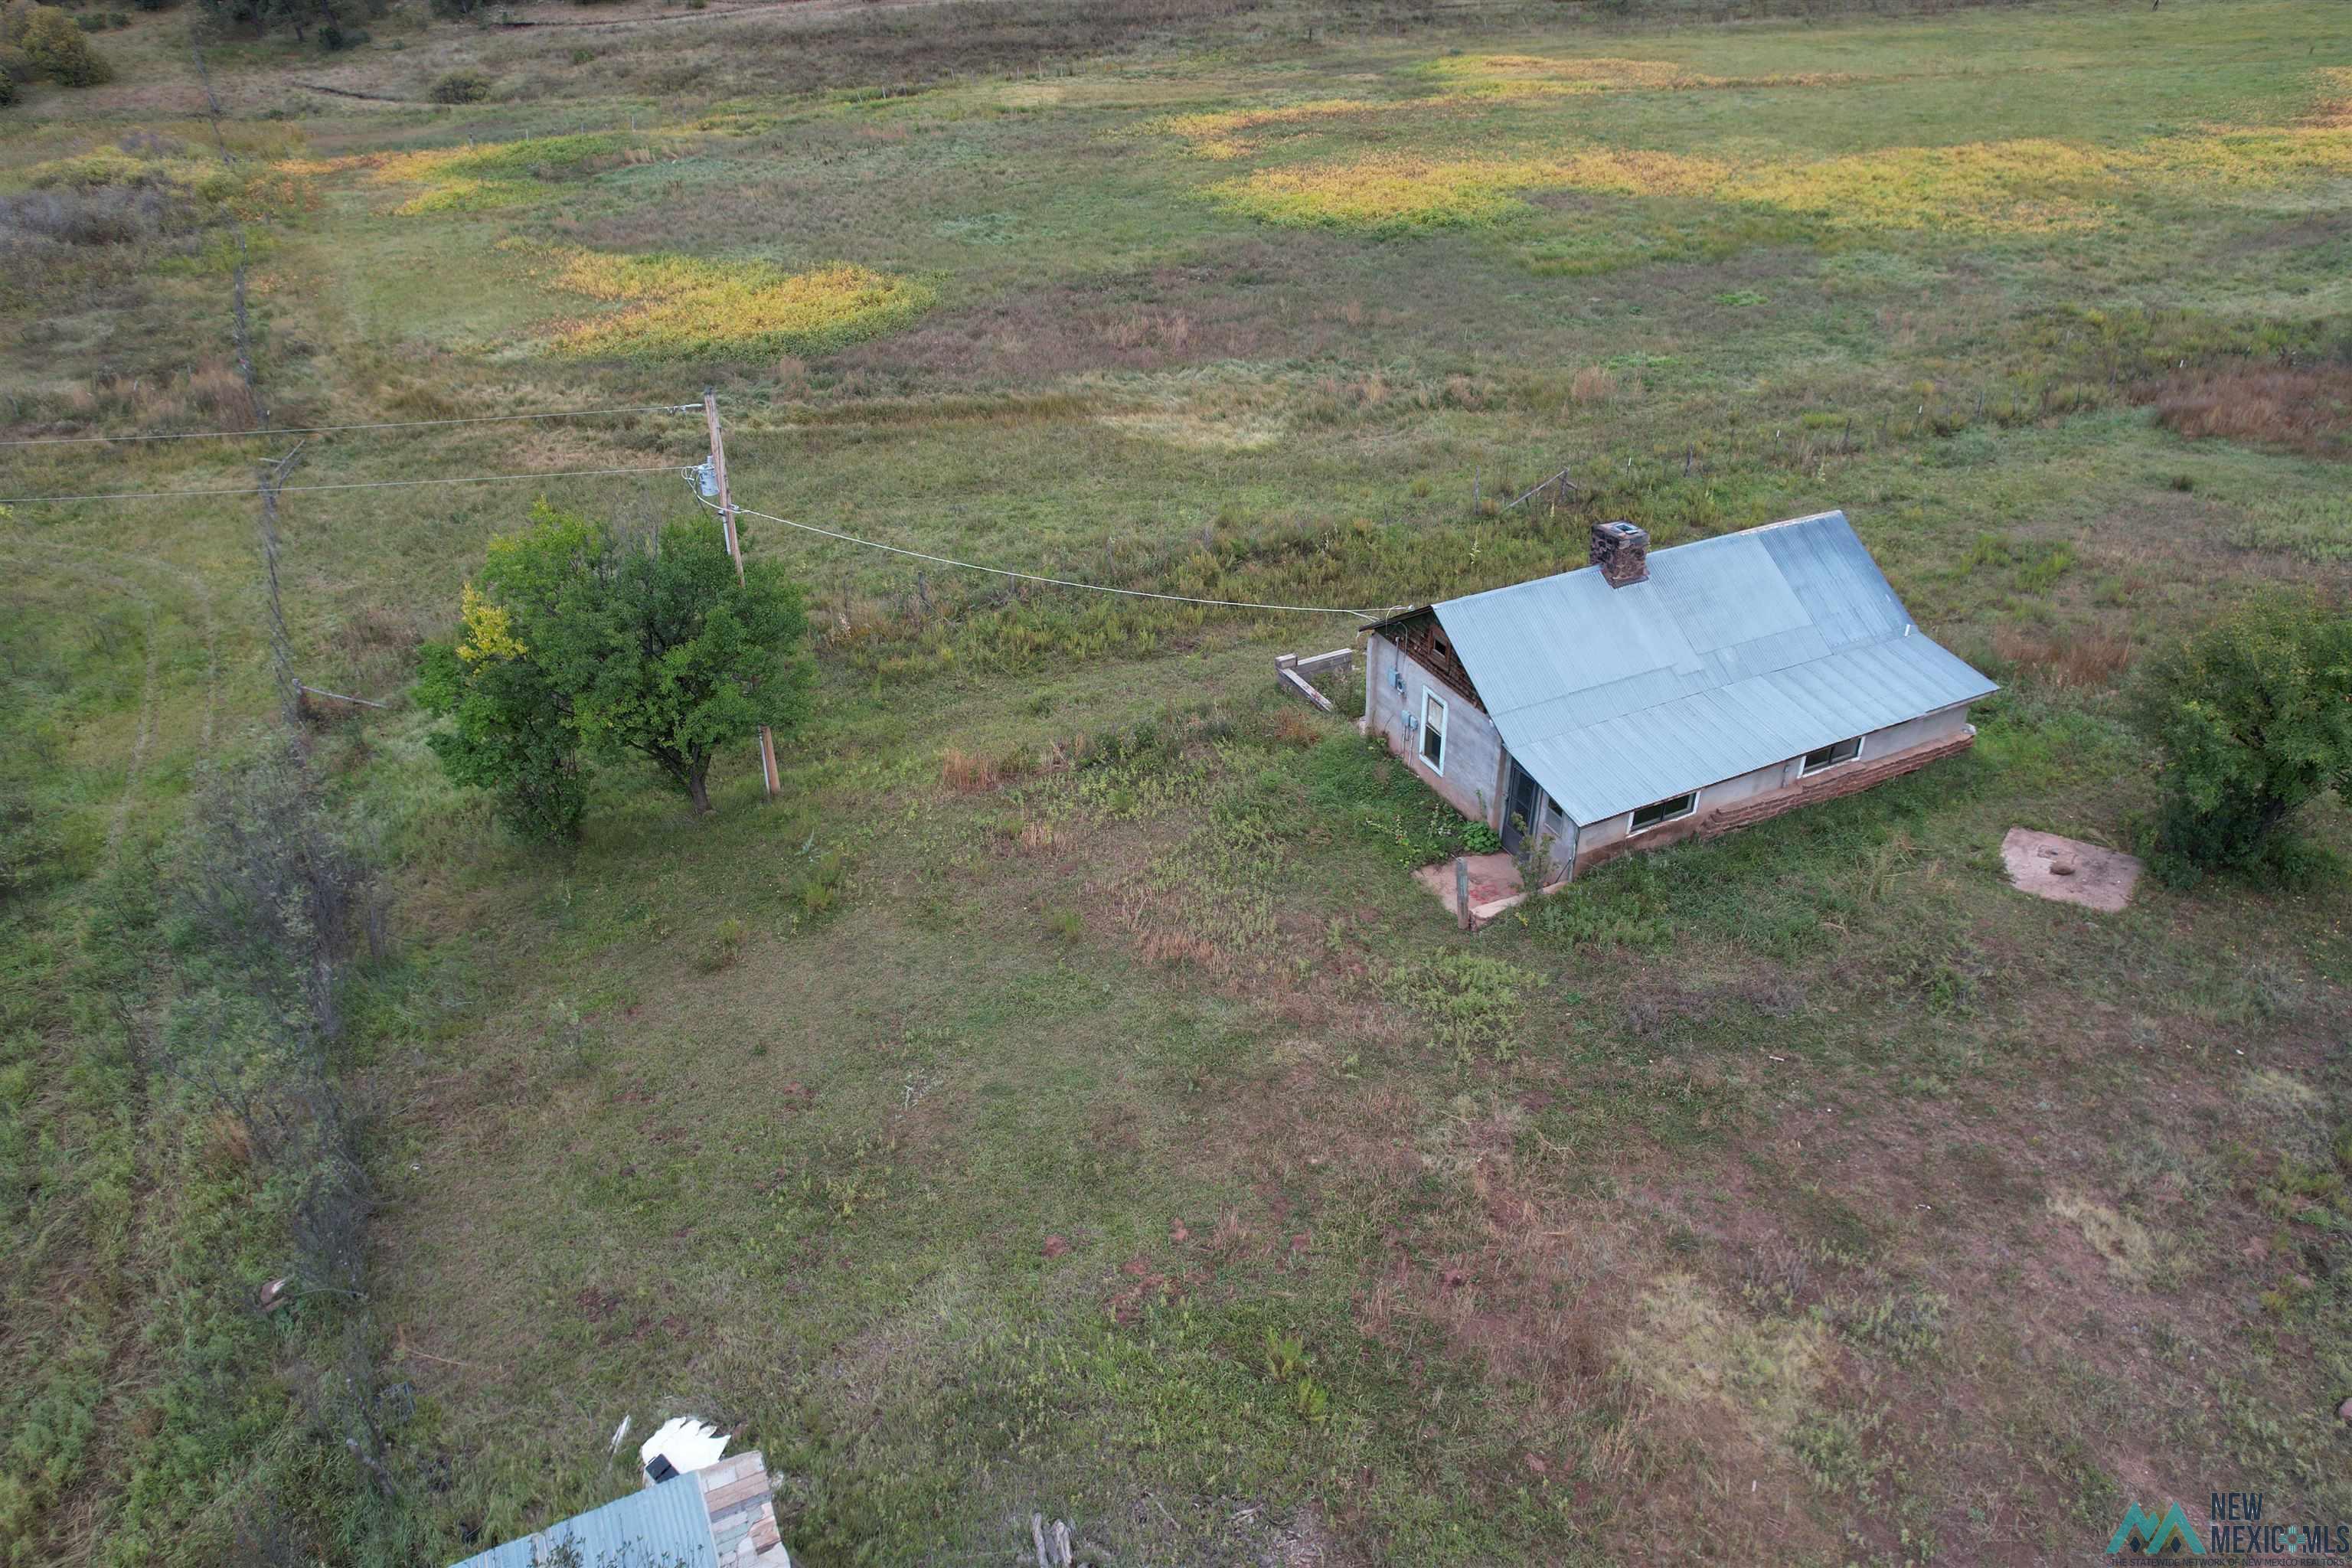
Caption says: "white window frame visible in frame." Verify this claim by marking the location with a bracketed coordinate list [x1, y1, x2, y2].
[1419, 688, 1449, 776]
[1800, 735, 1865, 776]
[1627, 789, 1699, 835]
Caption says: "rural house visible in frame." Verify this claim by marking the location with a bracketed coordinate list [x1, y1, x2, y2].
[449, 1449, 789, 1568]
[1364, 510, 1996, 883]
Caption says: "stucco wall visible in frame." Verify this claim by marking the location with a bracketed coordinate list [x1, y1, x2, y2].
[1571, 707, 1977, 874]
[1364, 635, 1508, 828]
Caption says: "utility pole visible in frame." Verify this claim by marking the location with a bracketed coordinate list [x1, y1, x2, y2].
[704, 388, 780, 801]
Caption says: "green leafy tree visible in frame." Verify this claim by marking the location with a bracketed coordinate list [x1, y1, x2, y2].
[415, 609, 586, 846]
[2128, 594, 2352, 885]
[561, 509, 813, 813]
[418, 505, 813, 835]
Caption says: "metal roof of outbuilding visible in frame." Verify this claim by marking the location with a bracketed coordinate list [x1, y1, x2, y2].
[451, 1473, 718, 1568]
[1422, 510, 1996, 826]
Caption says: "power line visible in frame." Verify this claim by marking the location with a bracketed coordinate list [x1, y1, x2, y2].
[707, 495, 1380, 619]
[0, 403, 699, 449]
[2, 464, 688, 506]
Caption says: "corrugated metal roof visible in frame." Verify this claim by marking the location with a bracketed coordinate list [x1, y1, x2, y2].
[1426, 511, 1995, 826]
[451, 1475, 718, 1568]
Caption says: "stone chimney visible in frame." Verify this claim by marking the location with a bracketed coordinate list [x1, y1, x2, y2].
[1590, 520, 1649, 588]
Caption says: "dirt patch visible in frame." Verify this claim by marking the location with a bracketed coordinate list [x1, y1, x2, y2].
[2001, 828, 2141, 913]
[2135, 364, 2352, 457]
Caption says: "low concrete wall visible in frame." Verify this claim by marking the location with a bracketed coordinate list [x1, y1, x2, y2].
[1365, 635, 1506, 828]
[1572, 722, 1978, 877]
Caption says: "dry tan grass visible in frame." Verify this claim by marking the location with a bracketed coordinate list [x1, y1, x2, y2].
[1097, 307, 1194, 354]
[200, 1111, 253, 1176]
[2047, 1192, 2163, 1285]
[1619, 1271, 1827, 1442]
[1991, 624, 2132, 689]
[939, 746, 1001, 794]
[1568, 365, 1618, 406]
[2138, 364, 2352, 456]
[54, 356, 255, 430]
[1140, 930, 1218, 967]
[1269, 710, 1323, 749]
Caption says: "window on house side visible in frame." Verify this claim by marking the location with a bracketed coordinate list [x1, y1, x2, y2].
[1802, 736, 1863, 774]
[1420, 690, 1448, 775]
[1628, 792, 1697, 833]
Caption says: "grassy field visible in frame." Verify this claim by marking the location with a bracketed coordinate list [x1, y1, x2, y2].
[4, 0, 2351, 1561]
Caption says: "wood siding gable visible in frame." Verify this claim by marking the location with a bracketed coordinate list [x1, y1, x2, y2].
[1378, 611, 1485, 711]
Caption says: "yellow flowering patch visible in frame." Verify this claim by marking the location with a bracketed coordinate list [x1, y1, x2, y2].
[1204, 139, 2114, 234]
[1149, 99, 1388, 160]
[284, 132, 657, 215]
[1721, 138, 2118, 232]
[537, 248, 934, 359]
[17, 145, 309, 223]
[1145, 58, 1854, 161]
[1206, 150, 1723, 230]
[1721, 109, 2352, 230]
[1422, 54, 1724, 93]
[2135, 122, 2352, 189]
[1419, 53, 1860, 96]
[22, 147, 234, 198]
[2307, 67, 2352, 127]
[1169, 59, 2352, 236]
[1204, 107, 2352, 235]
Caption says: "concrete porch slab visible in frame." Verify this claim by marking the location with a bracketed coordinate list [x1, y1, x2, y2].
[1413, 853, 1564, 926]
[2001, 828, 2143, 913]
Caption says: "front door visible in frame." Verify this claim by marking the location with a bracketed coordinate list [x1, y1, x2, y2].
[1501, 759, 1540, 854]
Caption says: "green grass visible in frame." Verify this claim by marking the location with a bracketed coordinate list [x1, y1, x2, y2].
[4, 0, 2351, 1560]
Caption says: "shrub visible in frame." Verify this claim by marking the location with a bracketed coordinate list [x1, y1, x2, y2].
[429, 67, 488, 102]
[16, 5, 113, 85]
[2128, 594, 2352, 886]
[0, 62, 15, 104]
